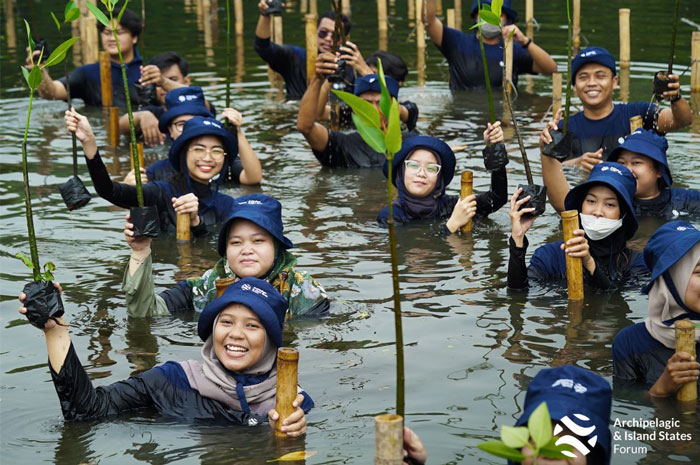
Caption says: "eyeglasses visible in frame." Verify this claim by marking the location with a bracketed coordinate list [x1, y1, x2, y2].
[318, 29, 332, 39]
[404, 160, 441, 176]
[171, 120, 188, 133]
[188, 146, 226, 161]
[100, 28, 131, 36]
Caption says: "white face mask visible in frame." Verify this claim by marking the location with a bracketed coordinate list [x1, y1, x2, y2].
[580, 214, 624, 241]
[480, 22, 501, 39]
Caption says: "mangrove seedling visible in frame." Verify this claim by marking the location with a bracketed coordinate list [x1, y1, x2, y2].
[478, 402, 573, 463]
[475, 0, 546, 216]
[225, 0, 232, 109]
[653, 0, 681, 101]
[332, 59, 405, 418]
[469, 0, 496, 123]
[88, 0, 159, 237]
[542, 0, 575, 162]
[51, 1, 92, 211]
[18, 22, 79, 328]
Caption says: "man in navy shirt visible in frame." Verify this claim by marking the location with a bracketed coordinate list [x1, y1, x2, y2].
[544, 47, 692, 171]
[26, 8, 157, 110]
[423, 0, 556, 90]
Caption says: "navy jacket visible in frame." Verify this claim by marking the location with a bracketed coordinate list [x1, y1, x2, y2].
[86, 151, 235, 233]
[634, 188, 700, 219]
[613, 322, 700, 387]
[508, 237, 648, 292]
[51, 343, 313, 422]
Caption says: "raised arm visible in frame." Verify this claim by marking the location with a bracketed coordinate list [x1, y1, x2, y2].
[255, 0, 273, 40]
[502, 24, 557, 75]
[422, 0, 444, 48]
[296, 53, 339, 152]
[26, 48, 68, 100]
[539, 116, 570, 213]
[656, 74, 692, 133]
[222, 108, 263, 185]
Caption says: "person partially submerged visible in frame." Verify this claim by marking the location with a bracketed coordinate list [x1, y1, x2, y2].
[19, 277, 312, 432]
[124, 194, 329, 317]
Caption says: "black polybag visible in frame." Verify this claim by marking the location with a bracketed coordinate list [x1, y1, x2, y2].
[130, 205, 160, 238]
[517, 184, 547, 218]
[482, 142, 509, 172]
[59, 176, 91, 211]
[542, 130, 574, 163]
[22, 280, 64, 329]
[653, 71, 671, 101]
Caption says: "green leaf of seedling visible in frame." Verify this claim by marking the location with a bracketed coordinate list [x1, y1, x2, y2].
[24, 19, 35, 52]
[479, 9, 501, 26]
[117, 0, 129, 25]
[331, 90, 381, 128]
[538, 437, 573, 460]
[28, 65, 43, 90]
[500, 425, 530, 449]
[65, 7, 81, 23]
[51, 11, 62, 32]
[528, 402, 553, 449]
[477, 440, 526, 461]
[65, 1, 77, 19]
[15, 252, 35, 270]
[470, 19, 488, 30]
[491, 0, 503, 19]
[385, 99, 401, 155]
[376, 58, 391, 119]
[86, 1, 110, 27]
[21, 66, 30, 86]
[42, 37, 79, 68]
[42, 262, 56, 282]
[352, 113, 386, 154]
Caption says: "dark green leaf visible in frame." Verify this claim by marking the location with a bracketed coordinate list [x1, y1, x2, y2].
[24, 19, 35, 52]
[86, 2, 110, 27]
[65, 7, 80, 23]
[352, 114, 386, 154]
[15, 252, 35, 270]
[477, 441, 526, 461]
[538, 444, 573, 460]
[376, 58, 391, 119]
[491, 0, 503, 19]
[42, 37, 79, 67]
[64, 1, 77, 19]
[21, 66, 30, 85]
[479, 9, 501, 26]
[528, 402, 552, 449]
[385, 99, 401, 155]
[501, 425, 529, 449]
[28, 66, 43, 90]
[117, 0, 129, 24]
[51, 12, 62, 32]
[331, 90, 381, 128]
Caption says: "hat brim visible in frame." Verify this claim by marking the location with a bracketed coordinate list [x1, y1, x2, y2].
[564, 180, 638, 240]
[217, 213, 294, 257]
[158, 105, 214, 133]
[642, 234, 700, 293]
[168, 124, 237, 172]
[608, 141, 672, 188]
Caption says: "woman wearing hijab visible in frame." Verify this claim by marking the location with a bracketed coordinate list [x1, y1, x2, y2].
[508, 162, 647, 291]
[18, 277, 312, 432]
[65, 109, 237, 235]
[124, 194, 329, 318]
[377, 123, 508, 233]
[613, 221, 700, 395]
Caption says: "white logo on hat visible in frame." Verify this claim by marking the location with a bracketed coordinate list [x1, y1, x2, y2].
[676, 226, 688, 231]
[241, 283, 251, 291]
[247, 417, 259, 426]
[238, 200, 262, 205]
[551, 378, 588, 393]
[252, 286, 268, 298]
[178, 95, 186, 102]
[600, 166, 623, 176]
[553, 414, 598, 458]
[581, 50, 598, 57]
[202, 120, 222, 129]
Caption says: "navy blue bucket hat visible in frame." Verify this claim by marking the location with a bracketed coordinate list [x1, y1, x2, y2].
[217, 194, 294, 257]
[354, 74, 399, 99]
[169, 116, 238, 172]
[572, 47, 617, 84]
[383, 136, 456, 190]
[158, 86, 214, 133]
[642, 221, 700, 294]
[470, 0, 518, 24]
[515, 366, 612, 465]
[197, 277, 288, 346]
[608, 129, 672, 188]
[564, 162, 638, 239]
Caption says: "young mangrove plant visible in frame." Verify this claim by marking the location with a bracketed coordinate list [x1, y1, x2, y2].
[470, 0, 496, 123]
[225, 0, 232, 108]
[331, 60, 405, 418]
[88, 0, 159, 237]
[478, 402, 572, 463]
[52, 1, 92, 210]
[475, 0, 546, 216]
[18, 21, 79, 328]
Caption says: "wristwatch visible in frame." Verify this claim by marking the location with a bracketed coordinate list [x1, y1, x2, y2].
[670, 91, 682, 103]
[523, 37, 533, 49]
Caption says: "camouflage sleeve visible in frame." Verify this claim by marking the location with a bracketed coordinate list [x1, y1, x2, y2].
[286, 270, 330, 317]
[121, 255, 170, 317]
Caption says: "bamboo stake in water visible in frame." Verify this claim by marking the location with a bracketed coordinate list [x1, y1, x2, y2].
[675, 320, 697, 401]
[309, 0, 318, 17]
[618, 9, 630, 69]
[552, 72, 563, 118]
[305, 14, 317, 84]
[525, 0, 533, 39]
[416, 0, 426, 86]
[225, 0, 232, 107]
[460, 171, 473, 233]
[667, 0, 680, 74]
[83, 13, 98, 64]
[454, 0, 462, 31]
[234, 0, 243, 36]
[100, 51, 113, 108]
[109, 106, 120, 147]
[572, 0, 580, 52]
[504, 37, 513, 98]
[342, 0, 351, 17]
[374, 414, 403, 465]
[129, 142, 144, 171]
[446, 9, 455, 29]
[275, 348, 299, 437]
[692, 32, 700, 93]
[378, 0, 388, 51]
[629, 115, 643, 132]
[176, 213, 191, 243]
[407, 0, 415, 22]
[562, 210, 584, 301]
[563, 0, 573, 133]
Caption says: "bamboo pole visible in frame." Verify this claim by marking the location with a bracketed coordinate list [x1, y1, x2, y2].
[234, 0, 243, 36]
[407, 0, 415, 22]
[378, 0, 388, 51]
[342, 0, 351, 17]
[525, 0, 534, 39]
[692, 32, 700, 93]
[454, 0, 462, 31]
[562, 210, 584, 301]
[99, 51, 113, 108]
[435, 0, 442, 16]
[176, 213, 191, 242]
[446, 9, 455, 29]
[129, 141, 144, 170]
[552, 72, 563, 117]
[301, 0, 307, 14]
[416, 0, 425, 86]
[618, 9, 630, 69]
[269, 16, 284, 87]
[675, 320, 697, 401]
[83, 13, 98, 64]
[504, 38, 513, 98]
[274, 348, 299, 437]
[305, 14, 318, 84]
[215, 277, 236, 297]
[5, 0, 16, 50]
[572, 0, 581, 52]
[72, 14, 81, 67]
[235, 34, 245, 83]
[460, 171, 473, 233]
[309, 0, 317, 17]
[108, 106, 120, 147]
[629, 115, 643, 132]
[619, 67, 630, 103]
[374, 414, 403, 465]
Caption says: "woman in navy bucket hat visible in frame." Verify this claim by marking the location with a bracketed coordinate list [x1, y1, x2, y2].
[123, 193, 329, 318]
[613, 221, 700, 395]
[19, 277, 313, 432]
[65, 109, 237, 235]
[608, 129, 700, 219]
[377, 123, 508, 233]
[509, 162, 648, 292]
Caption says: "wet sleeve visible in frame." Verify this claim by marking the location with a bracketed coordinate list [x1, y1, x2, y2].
[400, 101, 419, 132]
[158, 280, 196, 314]
[59, 66, 87, 101]
[312, 129, 349, 167]
[377, 205, 409, 228]
[231, 157, 244, 184]
[475, 161, 508, 217]
[612, 325, 646, 382]
[507, 236, 530, 290]
[286, 271, 330, 317]
[254, 36, 294, 77]
[438, 26, 463, 61]
[584, 262, 614, 291]
[50, 343, 158, 420]
[121, 254, 171, 317]
[514, 45, 535, 75]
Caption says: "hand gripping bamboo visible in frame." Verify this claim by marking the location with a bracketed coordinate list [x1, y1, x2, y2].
[675, 320, 697, 402]
[460, 171, 473, 233]
[562, 210, 584, 301]
[374, 414, 403, 465]
[275, 347, 299, 437]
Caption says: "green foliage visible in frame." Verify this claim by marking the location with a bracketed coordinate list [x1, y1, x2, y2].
[65, 1, 80, 22]
[351, 113, 386, 153]
[43, 37, 80, 67]
[51, 12, 62, 31]
[86, 1, 109, 27]
[329, 90, 380, 128]
[15, 253, 56, 282]
[22, 21, 79, 91]
[477, 402, 572, 463]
